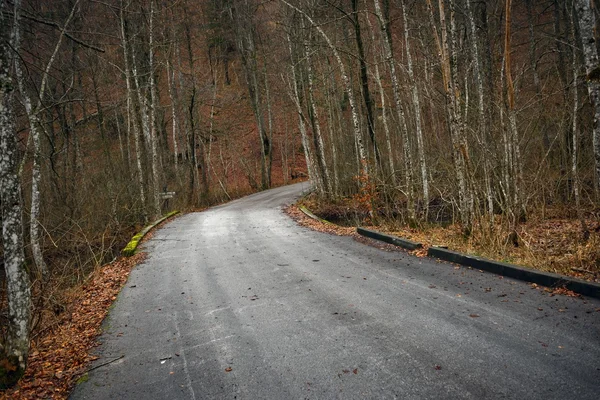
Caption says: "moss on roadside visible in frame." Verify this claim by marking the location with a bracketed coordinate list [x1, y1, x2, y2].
[121, 211, 179, 257]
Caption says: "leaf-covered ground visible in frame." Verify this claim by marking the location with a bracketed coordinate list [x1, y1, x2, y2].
[292, 198, 600, 284]
[0, 253, 145, 400]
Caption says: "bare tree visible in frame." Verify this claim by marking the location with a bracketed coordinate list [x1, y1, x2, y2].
[575, 0, 600, 198]
[281, 0, 368, 184]
[0, 0, 31, 383]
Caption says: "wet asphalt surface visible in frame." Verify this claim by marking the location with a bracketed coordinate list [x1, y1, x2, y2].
[71, 182, 600, 399]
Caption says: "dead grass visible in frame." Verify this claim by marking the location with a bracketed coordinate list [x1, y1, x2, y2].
[298, 196, 600, 284]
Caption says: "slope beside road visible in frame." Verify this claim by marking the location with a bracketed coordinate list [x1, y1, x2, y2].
[71, 182, 600, 399]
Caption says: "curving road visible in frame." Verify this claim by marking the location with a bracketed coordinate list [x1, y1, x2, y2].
[72, 182, 600, 399]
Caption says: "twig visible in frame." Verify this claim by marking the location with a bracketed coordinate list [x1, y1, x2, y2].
[571, 267, 596, 275]
[86, 355, 125, 372]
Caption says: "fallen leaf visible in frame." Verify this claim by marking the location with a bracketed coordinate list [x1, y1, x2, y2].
[225, 367, 232, 372]
[434, 365, 442, 370]
[469, 314, 480, 318]
[353, 368, 358, 374]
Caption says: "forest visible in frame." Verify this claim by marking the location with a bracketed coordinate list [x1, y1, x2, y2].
[2, 0, 600, 391]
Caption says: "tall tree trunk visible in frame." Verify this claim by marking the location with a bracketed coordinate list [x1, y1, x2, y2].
[0, 0, 31, 381]
[233, 2, 270, 190]
[575, 0, 600, 199]
[365, 12, 395, 185]
[15, 0, 79, 277]
[148, 0, 161, 218]
[466, 0, 494, 220]
[373, 0, 415, 218]
[571, 4, 589, 239]
[287, 32, 319, 192]
[120, 1, 147, 221]
[352, 0, 380, 168]
[505, 0, 524, 227]
[282, 0, 368, 183]
[401, 0, 429, 217]
[303, 27, 332, 195]
[166, 48, 179, 169]
[426, 0, 472, 233]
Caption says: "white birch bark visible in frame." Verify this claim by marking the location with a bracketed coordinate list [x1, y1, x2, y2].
[1, 0, 31, 374]
[401, 0, 429, 216]
[466, 0, 494, 219]
[166, 47, 179, 168]
[14, 0, 79, 277]
[303, 28, 332, 195]
[281, 0, 368, 181]
[505, 0, 523, 223]
[571, 6, 588, 237]
[575, 0, 600, 196]
[120, 1, 146, 219]
[449, 0, 472, 230]
[286, 33, 319, 192]
[148, 0, 161, 218]
[373, 0, 415, 219]
[426, 0, 471, 231]
[365, 11, 395, 185]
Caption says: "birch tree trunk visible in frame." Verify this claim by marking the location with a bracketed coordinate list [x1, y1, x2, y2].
[1, 0, 31, 381]
[426, 0, 471, 232]
[466, 0, 494, 220]
[233, 2, 271, 190]
[575, 0, 600, 198]
[303, 27, 332, 195]
[148, 0, 161, 218]
[365, 12, 395, 185]
[504, 0, 524, 227]
[281, 0, 368, 182]
[571, 5, 589, 239]
[352, 0, 380, 169]
[120, 2, 147, 221]
[166, 49, 179, 169]
[373, 0, 415, 220]
[286, 33, 319, 193]
[15, 0, 79, 277]
[401, 0, 429, 217]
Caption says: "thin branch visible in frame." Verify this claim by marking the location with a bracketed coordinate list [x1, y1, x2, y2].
[14, 10, 106, 52]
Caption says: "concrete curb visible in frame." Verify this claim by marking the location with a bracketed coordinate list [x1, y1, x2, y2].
[299, 206, 335, 226]
[121, 211, 180, 257]
[357, 227, 423, 251]
[427, 246, 600, 299]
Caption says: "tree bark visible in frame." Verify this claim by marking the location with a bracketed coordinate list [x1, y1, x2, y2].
[120, 1, 147, 221]
[571, 4, 589, 239]
[147, 0, 161, 218]
[281, 0, 368, 183]
[373, 0, 414, 218]
[0, 0, 31, 381]
[575, 0, 600, 198]
[401, 0, 429, 217]
[352, 0, 379, 169]
[466, 0, 494, 220]
[287, 32, 318, 192]
[15, 0, 79, 277]
[365, 12, 395, 185]
[303, 25, 332, 195]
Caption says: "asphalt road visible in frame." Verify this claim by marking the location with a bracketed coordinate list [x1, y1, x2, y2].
[71, 182, 600, 399]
